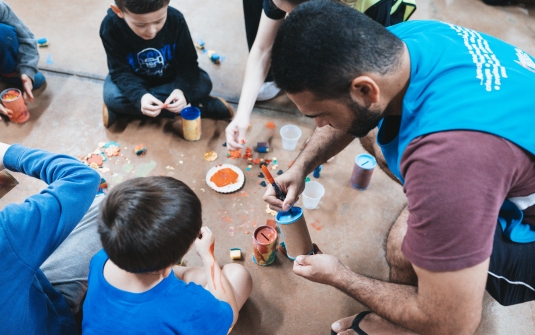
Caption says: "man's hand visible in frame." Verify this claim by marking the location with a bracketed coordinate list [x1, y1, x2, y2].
[0, 104, 13, 118]
[263, 168, 306, 212]
[164, 89, 187, 113]
[195, 227, 216, 260]
[293, 251, 348, 287]
[140, 93, 164, 117]
[225, 114, 250, 149]
[20, 74, 34, 103]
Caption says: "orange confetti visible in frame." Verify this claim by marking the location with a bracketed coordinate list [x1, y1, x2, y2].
[227, 150, 242, 159]
[266, 121, 276, 130]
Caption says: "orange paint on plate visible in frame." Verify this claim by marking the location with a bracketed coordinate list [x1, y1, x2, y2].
[210, 168, 239, 187]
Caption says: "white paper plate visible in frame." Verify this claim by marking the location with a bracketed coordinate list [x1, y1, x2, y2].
[205, 164, 245, 193]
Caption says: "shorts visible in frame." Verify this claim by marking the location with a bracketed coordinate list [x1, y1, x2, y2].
[486, 223, 535, 306]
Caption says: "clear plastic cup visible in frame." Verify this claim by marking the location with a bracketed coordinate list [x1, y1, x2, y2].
[302, 181, 325, 209]
[280, 124, 302, 150]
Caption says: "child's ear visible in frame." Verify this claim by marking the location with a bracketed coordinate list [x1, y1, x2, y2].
[110, 3, 124, 18]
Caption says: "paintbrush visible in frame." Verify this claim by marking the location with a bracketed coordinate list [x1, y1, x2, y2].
[261, 165, 294, 214]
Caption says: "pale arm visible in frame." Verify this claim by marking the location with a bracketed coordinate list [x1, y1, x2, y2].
[195, 227, 240, 325]
[225, 12, 283, 149]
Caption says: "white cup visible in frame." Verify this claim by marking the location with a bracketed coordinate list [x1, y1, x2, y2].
[280, 124, 302, 151]
[302, 181, 325, 210]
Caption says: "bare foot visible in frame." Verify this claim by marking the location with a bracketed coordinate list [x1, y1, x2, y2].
[331, 314, 359, 335]
[332, 313, 418, 335]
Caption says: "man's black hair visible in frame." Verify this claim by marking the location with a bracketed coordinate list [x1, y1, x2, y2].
[271, 0, 404, 100]
[115, 0, 170, 14]
[99, 176, 202, 273]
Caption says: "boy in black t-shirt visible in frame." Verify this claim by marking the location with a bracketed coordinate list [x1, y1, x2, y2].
[100, 0, 233, 127]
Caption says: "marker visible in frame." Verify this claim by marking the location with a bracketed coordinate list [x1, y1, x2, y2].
[262, 165, 297, 215]
[261, 165, 285, 201]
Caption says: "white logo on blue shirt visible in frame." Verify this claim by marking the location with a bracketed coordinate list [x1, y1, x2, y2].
[449, 24, 508, 92]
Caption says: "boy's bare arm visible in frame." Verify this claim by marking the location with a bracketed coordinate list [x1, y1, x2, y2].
[196, 227, 240, 325]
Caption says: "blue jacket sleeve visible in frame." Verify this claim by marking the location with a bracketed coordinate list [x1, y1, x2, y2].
[0, 145, 100, 270]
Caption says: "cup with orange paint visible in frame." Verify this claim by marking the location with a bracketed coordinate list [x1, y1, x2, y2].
[1, 88, 29, 123]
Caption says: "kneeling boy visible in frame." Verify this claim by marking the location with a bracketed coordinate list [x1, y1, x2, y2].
[82, 177, 252, 334]
[100, 0, 234, 127]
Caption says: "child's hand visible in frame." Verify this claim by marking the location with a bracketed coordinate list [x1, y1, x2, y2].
[0, 104, 13, 118]
[164, 89, 187, 113]
[140, 93, 164, 117]
[195, 226, 216, 260]
[20, 74, 34, 103]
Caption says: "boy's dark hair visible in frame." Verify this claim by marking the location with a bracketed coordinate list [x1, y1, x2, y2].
[271, 0, 404, 100]
[115, 0, 170, 14]
[99, 176, 202, 273]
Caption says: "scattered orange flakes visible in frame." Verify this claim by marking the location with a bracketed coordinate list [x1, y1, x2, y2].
[227, 149, 242, 159]
[288, 160, 294, 168]
[265, 121, 276, 130]
[243, 147, 253, 160]
[252, 158, 261, 165]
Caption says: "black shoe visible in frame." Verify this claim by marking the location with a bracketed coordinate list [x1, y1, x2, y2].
[102, 103, 117, 128]
[195, 96, 234, 120]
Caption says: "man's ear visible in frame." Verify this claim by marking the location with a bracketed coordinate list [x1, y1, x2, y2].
[349, 76, 380, 107]
[110, 3, 124, 18]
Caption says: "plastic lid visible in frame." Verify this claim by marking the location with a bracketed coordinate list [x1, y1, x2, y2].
[355, 153, 376, 170]
[181, 106, 201, 120]
[276, 206, 303, 224]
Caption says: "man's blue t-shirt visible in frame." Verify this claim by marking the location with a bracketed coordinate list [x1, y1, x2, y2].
[82, 250, 233, 335]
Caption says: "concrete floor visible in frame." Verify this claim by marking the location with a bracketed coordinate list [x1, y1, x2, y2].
[1, 0, 534, 334]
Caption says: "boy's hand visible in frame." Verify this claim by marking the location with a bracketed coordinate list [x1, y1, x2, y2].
[20, 74, 34, 103]
[164, 89, 187, 113]
[195, 226, 216, 259]
[140, 93, 164, 117]
[0, 104, 13, 118]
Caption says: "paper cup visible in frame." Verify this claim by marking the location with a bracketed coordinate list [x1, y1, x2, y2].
[302, 181, 325, 210]
[280, 124, 302, 151]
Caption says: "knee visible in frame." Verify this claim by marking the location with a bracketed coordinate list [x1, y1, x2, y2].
[223, 263, 251, 281]
[223, 263, 252, 290]
[103, 77, 125, 108]
[0, 23, 18, 55]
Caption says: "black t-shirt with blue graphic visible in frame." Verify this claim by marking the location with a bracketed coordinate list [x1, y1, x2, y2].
[100, 7, 200, 108]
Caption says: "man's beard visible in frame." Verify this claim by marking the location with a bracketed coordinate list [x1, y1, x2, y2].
[345, 100, 383, 138]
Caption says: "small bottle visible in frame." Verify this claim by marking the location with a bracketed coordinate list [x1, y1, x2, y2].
[350, 154, 376, 190]
[181, 106, 201, 141]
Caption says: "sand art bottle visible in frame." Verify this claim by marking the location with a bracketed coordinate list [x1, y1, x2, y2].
[181, 106, 201, 141]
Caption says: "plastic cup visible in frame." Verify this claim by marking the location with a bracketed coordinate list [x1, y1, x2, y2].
[280, 124, 302, 151]
[1, 88, 29, 123]
[302, 181, 325, 210]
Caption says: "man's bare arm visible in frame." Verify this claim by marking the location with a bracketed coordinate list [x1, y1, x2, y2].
[264, 126, 354, 211]
[292, 126, 354, 176]
[295, 254, 489, 335]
